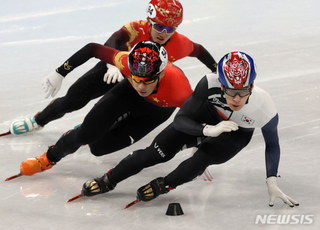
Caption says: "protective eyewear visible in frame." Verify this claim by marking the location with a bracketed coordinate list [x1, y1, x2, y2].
[131, 74, 158, 84]
[149, 20, 177, 35]
[223, 86, 252, 98]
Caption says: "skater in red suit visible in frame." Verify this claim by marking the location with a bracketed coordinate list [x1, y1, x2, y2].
[8, 0, 217, 136]
[10, 41, 194, 179]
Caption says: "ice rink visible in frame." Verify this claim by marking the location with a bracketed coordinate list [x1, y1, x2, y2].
[1, 0, 320, 229]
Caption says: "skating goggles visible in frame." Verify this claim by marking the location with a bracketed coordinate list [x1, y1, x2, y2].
[149, 20, 177, 35]
[131, 74, 159, 84]
[223, 86, 252, 98]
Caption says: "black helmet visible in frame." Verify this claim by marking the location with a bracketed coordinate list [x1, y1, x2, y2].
[128, 40, 168, 77]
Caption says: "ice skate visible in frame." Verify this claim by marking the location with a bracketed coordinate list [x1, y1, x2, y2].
[10, 114, 42, 135]
[67, 172, 116, 202]
[20, 152, 55, 176]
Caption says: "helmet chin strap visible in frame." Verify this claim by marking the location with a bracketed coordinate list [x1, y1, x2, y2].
[245, 96, 250, 104]
[245, 85, 253, 104]
[150, 76, 161, 95]
[161, 37, 171, 47]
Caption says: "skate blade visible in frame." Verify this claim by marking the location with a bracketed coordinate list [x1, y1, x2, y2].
[0, 131, 11, 137]
[125, 199, 139, 209]
[5, 173, 22, 181]
[67, 194, 83, 203]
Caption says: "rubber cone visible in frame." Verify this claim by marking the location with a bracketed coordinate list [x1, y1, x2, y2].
[166, 203, 184, 216]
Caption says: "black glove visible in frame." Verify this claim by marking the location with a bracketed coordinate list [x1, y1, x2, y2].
[81, 173, 116, 197]
[137, 177, 170, 202]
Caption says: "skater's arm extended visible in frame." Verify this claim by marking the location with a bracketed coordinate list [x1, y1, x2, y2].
[56, 43, 124, 77]
[173, 76, 208, 136]
[188, 43, 217, 73]
[104, 27, 130, 51]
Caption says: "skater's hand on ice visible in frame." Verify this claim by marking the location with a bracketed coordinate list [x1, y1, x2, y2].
[42, 71, 64, 99]
[266, 176, 299, 207]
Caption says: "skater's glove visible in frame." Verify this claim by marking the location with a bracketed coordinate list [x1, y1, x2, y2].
[42, 71, 64, 99]
[266, 176, 299, 207]
[103, 64, 124, 84]
[203, 121, 238, 137]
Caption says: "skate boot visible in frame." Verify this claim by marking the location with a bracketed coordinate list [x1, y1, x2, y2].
[20, 152, 56, 176]
[137, 177, 172, 202]
[81, 172, 116, 197]
[10, 113, 42, 135]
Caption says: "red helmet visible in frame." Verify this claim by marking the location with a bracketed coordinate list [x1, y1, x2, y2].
[146, 0, 183, 27]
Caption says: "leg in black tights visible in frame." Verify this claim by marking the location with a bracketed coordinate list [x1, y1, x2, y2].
[164, 129, 254, 188]
[109, 124, 253, 188]
[109, 123, 199, 183]
[46, 80, 176, 163]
